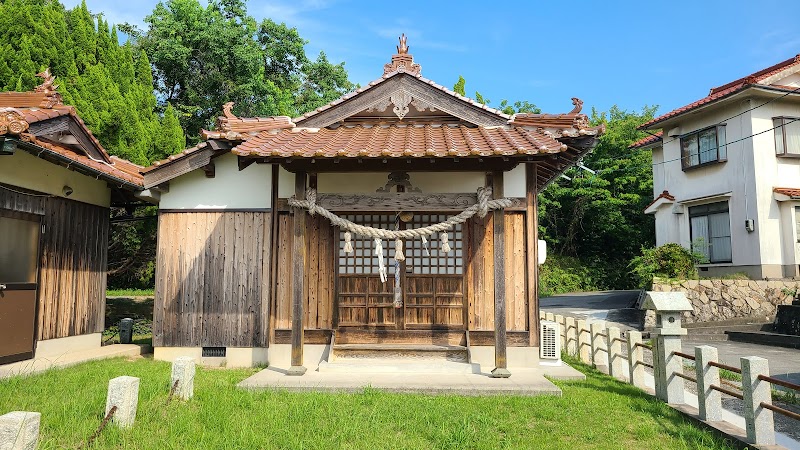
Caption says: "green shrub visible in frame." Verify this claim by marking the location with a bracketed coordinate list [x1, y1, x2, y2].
[629, 243, 703, 288]
[539, 255, 599, 296]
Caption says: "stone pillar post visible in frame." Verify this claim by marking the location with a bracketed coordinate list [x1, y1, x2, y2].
[106, 376, 140, 429]
[741, 357, 775, 446]
[659, 334, 685, 404]
[607, 327, 625, 380]
[0, 411, 40, 450]
[590, 321, 608, 372]
[544, 312, 555, 322]
[627, 330, 645, 389]
[171, 356, 196, 400]
[694, 345, 721, 422]
[565, 317, 577, 356]
[577, 319, 591, 364]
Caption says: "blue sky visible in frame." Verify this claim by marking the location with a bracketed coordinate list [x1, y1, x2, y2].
[63, 0, 800, 117]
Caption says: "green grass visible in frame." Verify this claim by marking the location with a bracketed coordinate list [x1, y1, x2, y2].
[106, 288, 155, 297]
[0, 357, 736, 449]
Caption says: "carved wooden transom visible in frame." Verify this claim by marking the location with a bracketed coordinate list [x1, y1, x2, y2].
[376, 172, 422, 193]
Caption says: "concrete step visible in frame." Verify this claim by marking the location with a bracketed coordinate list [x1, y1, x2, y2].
[686, 323, 771, 335]
[725, 331, 800, 349]
[685, 318, 772, 329]
[333, 343, 469, 362]
[319, 358, 480, 374]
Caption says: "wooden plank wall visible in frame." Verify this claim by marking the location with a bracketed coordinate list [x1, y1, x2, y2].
[274, 213, 335, 330]
[466, 212, 527, 331]
[153, 211, 271, 347]
[1, 187, 108, 341]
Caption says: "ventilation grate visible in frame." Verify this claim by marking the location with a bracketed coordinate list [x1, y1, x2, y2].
[202, 347, 226, 358]
[540, 321, 560, 360]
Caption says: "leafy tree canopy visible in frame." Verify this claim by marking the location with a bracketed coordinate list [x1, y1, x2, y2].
[128, 0, 356, 141]
[0, 0, 185, 165]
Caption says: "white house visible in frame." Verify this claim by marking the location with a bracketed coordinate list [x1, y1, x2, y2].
[633, 54, 800, 279]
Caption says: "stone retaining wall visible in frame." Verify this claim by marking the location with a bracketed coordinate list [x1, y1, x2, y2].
[650, 278, 799, 323]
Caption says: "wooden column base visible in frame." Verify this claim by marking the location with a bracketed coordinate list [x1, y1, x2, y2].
[490, 367, 512, 378]
[287, 366, 307, 376]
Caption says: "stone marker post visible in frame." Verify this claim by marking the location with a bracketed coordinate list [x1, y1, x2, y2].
[627, 330, 645, 389]
[544, 312, 555, 322]
[565, 317, 577, 356]
[106, 376, 140, 429]
[607, 327, 625, 380]
[577, 319, 591, 364]
[741, 356, 775, 446]
[590, 321, 608, 372]
[694, 345, 721, 422]
[0, 411, 40, 450]
[640, 292, 693, 404]
[171, 357, 196, 400]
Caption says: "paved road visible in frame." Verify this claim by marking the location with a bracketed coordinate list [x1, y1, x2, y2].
[541, 291, 800, 386]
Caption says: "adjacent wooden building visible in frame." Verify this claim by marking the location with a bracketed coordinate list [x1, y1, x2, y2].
[0, 71, 143, 364]
[144, 38, 604, 372]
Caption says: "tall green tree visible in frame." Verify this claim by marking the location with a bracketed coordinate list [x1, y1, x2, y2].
[0, 0, 186, 165]
[538, 105, 659, 288]
[133, 0, 355, 141]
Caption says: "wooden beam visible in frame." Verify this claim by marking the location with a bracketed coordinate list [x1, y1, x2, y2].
[490, 171, 511, 378]
[143, 146, 214, 188]
[288, 171, 308, 376]
[268, 165, 280, 345]
[202, 162, 215, 178]
[526, 164, 540, 347]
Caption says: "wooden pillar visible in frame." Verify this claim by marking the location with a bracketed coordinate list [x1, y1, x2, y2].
[268, 165, 280, 346]
[525, 163, 540, 347]
[288, 171, 307, 376]
[490, 171, 511, 378]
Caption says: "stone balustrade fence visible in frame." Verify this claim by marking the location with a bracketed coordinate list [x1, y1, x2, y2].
[550, 314, 800, 447]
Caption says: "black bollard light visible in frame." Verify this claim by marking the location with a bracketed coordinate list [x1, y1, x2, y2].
[119, 318, 134, 344]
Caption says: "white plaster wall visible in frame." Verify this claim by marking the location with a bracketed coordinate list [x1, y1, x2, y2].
[316, 168, 526, 196]
[651, 147, 665, 195]
[778, 202, 798, 275]
[657, 100, 761, 267]
[0, 150, 110, 207]
[749, 98, 800, 266]
[277, 166, 295, 198]
[159, 153, 272, 209]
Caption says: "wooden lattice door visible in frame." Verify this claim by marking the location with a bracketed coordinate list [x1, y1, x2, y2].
[336, 214, 465, 330]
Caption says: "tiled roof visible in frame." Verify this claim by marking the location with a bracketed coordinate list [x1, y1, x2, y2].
[142, 141, 209, 173]
[644, 190, 676, 213]
[230, 124, 567, 158]
[0, 70, 144, 188]
[640, 54, 800, 129]
[629, 131, 663, 149]
[774, 187, 800, 198]
[18, 134, 143, 186]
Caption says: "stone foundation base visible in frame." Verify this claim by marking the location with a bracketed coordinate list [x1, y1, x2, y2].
[153, 347, 268, 368]
[35, 333, 101, 359]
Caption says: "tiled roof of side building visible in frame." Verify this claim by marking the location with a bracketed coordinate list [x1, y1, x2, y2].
[629, 131, 663, 149]
[0, 69, 144, 188]
[640, 54, 800, 130]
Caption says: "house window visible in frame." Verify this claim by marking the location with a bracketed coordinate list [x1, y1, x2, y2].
[681, 125, 727, 169]
[773, 117, 800, 156]
[689, 201, 732, 263]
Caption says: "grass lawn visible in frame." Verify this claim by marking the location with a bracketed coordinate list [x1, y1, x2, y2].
[0, 357, 736, 449]
[106, 288, 155, 297]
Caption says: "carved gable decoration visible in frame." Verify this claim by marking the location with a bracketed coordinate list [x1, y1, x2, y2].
[365, 89, 437, 119]
[376, 172, 422, 193]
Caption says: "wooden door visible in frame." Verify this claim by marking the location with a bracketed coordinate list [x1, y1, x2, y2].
[335, 213, 465, 330]
[0, 210, 41, 364]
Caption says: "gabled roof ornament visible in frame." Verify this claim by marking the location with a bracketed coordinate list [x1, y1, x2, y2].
[384, 34, 421, 77]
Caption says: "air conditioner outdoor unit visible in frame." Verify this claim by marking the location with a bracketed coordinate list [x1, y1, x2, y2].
[539, 320, 561, 365]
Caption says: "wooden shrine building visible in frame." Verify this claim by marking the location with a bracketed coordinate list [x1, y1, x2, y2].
[144, 36, 604, 375]
[0, 70, 144, 364]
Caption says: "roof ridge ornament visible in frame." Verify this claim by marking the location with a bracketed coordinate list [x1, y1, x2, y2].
[384, 34, 421, 77]
[34, 68, 63, 108]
